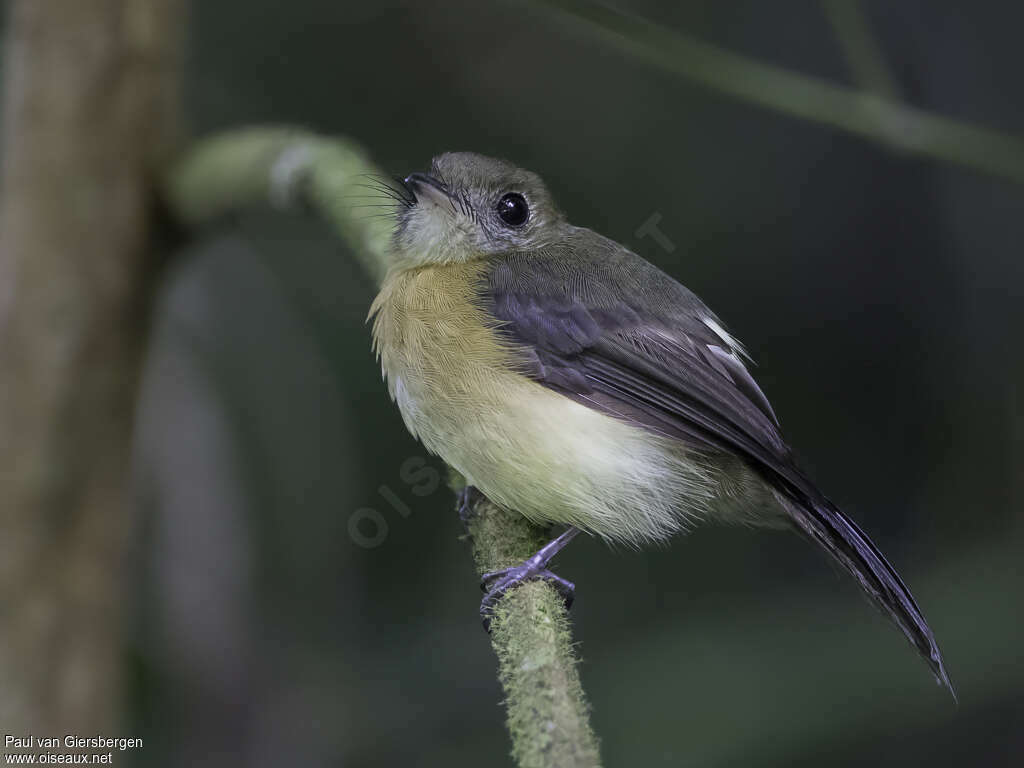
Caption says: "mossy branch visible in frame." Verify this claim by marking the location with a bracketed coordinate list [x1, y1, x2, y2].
[164, 126, 395, 283]
[164, 127, 602, 768]
[452, 475, 602, 768]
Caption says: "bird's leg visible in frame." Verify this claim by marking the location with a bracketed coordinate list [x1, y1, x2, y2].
[456, 484, 483, 528]
[480, 526, 580, 629]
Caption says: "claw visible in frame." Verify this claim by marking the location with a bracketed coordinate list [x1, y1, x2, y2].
[480, 568, 576, 630]
[477, 527, 580, 631]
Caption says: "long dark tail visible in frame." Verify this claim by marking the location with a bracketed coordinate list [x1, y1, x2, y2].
[783, 495, 955, 699]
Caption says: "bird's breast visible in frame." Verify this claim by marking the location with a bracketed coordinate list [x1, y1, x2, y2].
[369, 260, 514, 440]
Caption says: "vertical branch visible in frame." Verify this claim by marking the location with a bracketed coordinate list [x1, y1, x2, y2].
[460, 484, 602, 768]
[0, 0, 186, 733]
[823, 0, 901, 100]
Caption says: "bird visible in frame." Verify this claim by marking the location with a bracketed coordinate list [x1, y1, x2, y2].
[368, 151, 953, 696]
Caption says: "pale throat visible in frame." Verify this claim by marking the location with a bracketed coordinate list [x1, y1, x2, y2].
[398, 206, 481, 265]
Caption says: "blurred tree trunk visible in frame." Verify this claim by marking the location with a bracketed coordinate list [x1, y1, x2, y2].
[0, 0, 185, 734]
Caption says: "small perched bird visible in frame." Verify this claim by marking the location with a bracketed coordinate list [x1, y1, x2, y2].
[369, 152, 952, 695]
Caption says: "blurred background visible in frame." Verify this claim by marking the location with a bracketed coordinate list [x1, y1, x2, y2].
[1, 1, 1022, 766]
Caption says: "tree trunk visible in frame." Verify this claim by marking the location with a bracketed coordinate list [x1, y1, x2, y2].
[0, 0, 186, 734]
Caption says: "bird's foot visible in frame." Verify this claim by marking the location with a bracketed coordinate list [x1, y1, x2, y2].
[478, 527, 580, 630]
[480, 566, 575, 623]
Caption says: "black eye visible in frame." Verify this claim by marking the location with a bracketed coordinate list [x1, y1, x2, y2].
[496, 192, 529, 227]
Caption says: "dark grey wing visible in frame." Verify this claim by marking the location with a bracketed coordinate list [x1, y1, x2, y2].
[479, 233, 811, 500]
[477, 232, 955, 695]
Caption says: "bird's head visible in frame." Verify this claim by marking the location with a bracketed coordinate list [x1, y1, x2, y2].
[390, 152, 566, 265]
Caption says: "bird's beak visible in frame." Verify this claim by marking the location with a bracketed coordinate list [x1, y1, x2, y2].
[402, 172, 451, 208]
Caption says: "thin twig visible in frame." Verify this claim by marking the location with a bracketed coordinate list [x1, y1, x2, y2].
[823, 0, 901, 100]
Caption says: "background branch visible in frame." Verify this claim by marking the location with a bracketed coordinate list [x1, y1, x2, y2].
[165, 127, 602, 768]
[823, 0, 901, 100]
[0, 0, 185, 734]
[529, 0, 1024, 183]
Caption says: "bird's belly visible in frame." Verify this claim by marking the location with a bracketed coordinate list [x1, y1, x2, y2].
[393, 362, 719, 545]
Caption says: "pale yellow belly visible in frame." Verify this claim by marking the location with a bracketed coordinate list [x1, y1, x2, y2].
[390, 354, 721, 544]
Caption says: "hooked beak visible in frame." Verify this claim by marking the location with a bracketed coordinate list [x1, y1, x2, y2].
[402, 172, 452, 208]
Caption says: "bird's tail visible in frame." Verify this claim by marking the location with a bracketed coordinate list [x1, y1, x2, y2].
[782, 494, 955, 699]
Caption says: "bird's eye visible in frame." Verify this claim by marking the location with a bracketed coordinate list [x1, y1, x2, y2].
[496, 192, 529, 227]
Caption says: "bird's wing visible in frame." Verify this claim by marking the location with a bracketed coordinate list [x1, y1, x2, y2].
[478, 234, 954, 694]
[478, 234, 813, 501]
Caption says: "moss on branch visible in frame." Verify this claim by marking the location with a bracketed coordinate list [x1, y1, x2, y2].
[453, 474, 602, 768]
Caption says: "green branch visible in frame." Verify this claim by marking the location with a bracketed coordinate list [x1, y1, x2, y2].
[454, 475, 602, 768]
[529, 0, 1024, 183]
[164, 127, 395, 283]
[164, 127, 602, 768]
[823, 0, 901, 100]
